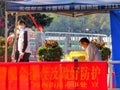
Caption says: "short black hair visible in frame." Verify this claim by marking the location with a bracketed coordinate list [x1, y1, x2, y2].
[79, 37, 90, 44]
[18, 20, 26, 25]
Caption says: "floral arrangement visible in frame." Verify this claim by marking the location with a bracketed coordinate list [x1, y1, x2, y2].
[44, 40, 59, 48]
[0, 46, 12, 56]
[37, 40, 62, 61]
[0, 37, 12, 62]
[0, 46, 5, 56]
[99, 47, 111, 61]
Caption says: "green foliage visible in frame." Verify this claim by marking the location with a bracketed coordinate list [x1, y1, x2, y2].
[45, 14, 110, 35]
[37, 46, 47, 56]
[5, 13, 54, 34]
[8, 46, 13, 54]
[37, 46, 63, 61]
[0, 1, 54, 35]
[100, 47, 111, 61]
[0, 46, 13, 56]
[0, 39, 5, 46]
[0, 47, 5, 56]
[18, 13, 53, 28]
[0, 36, 12, 56]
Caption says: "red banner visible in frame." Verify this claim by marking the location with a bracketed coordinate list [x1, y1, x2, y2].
[0, 62, 107, 90]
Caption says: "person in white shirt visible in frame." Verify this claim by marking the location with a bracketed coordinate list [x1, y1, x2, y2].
[17, 20, 31, 62]
[79, 37, 102, 61]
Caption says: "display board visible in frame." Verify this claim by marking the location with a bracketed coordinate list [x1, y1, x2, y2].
[0, 62, 107, 90]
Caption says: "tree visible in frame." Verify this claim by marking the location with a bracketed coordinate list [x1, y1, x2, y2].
[45, 13, 110, 35]
[0, 1, 54, 36]
[18, 13, 53, 28]
[7, 13, 53, 34]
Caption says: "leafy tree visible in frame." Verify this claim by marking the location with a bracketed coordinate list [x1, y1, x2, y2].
[45, 14, 110, 35]
[18, 14, 53, 28]
[0, 1, 54, 36]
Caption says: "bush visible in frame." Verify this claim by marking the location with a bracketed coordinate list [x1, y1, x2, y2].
[37, 40, 63, 61]
[100, 47, 111, 61]
[0, 46, 13, 56]
[0, 46, 5, 56]
[0, 39, 5, 46]
[8, 46, 13, 54]
[0, 37, 12, 62]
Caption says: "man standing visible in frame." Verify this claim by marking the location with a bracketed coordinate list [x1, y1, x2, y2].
[17, 20, 31, 62]
[79, 37, 101, 61]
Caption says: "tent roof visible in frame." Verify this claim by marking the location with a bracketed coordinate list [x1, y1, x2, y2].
[6, 0, 120, 17]
[6, 0, 120, 5]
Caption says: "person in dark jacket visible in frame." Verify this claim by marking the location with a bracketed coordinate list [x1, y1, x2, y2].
[17, 20, 31, 62]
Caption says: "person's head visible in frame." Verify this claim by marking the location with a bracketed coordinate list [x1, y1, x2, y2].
[79, 37, 90, 48]
[18, 20, 26, 30]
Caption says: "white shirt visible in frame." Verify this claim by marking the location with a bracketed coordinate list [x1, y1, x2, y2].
[85, 43, 101, 61]
[18, 28, 31, 54]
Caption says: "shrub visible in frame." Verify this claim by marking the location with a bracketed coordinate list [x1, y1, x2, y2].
[100, 47, 111, 61]
[0, 46, 13, 56]
[37, 40, 63, 61]
[0, 46, 5, 56]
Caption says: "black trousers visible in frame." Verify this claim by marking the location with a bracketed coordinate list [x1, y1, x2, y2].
[19, 53, 31, 62]
[15, 51, 31, 62]
[15, 50, 19, 62]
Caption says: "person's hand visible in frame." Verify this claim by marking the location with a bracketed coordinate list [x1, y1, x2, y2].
[19, 53, 24, 60]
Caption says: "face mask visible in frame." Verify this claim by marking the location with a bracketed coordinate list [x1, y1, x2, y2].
[19, 26, 24, 30]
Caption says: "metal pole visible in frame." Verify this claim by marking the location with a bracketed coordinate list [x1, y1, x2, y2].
[108, 61, 120, 90]
[5, 11, 8, 62]
[109, 61, 113, 90]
